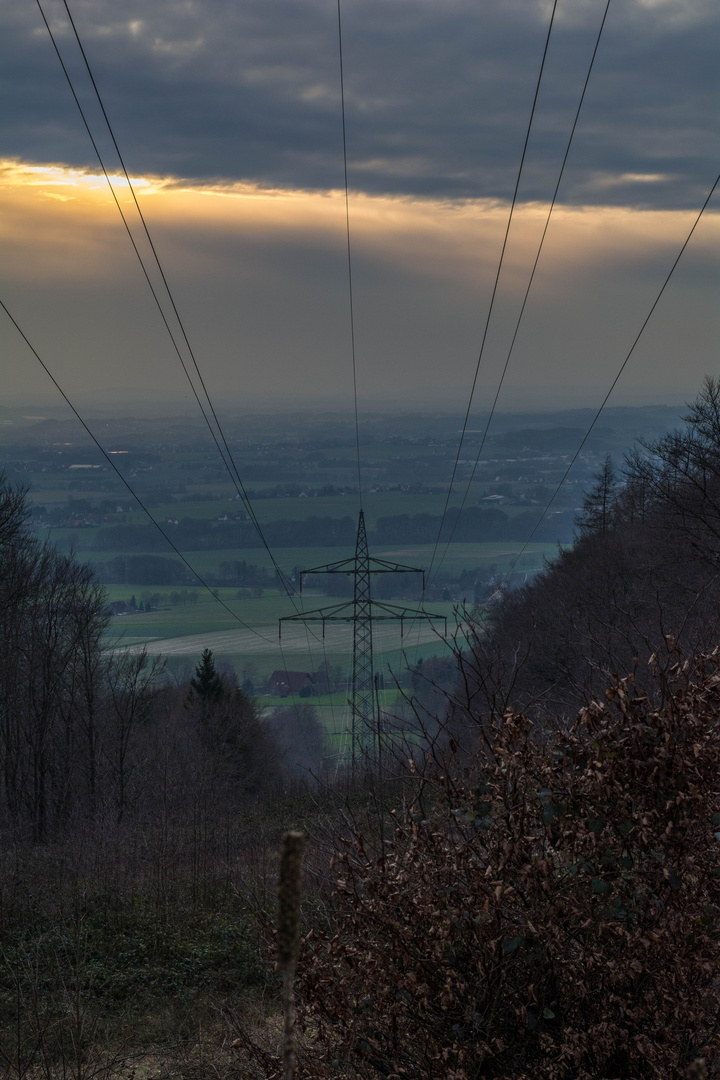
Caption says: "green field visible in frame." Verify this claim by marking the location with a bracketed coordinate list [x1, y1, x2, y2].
[107, 592, 462, 684]
[41, 464, 561, 693]
[103, 588, 445, 751]
[15, 416, 571, 750]
[97, 537, 556, 686]
[86, 539, 559, 578]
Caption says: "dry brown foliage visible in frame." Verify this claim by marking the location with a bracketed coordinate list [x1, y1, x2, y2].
[297, 652, 720, 1079]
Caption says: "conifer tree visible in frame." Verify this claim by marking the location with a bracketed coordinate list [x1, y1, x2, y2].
[576, 453, 618, 536]
[190, 648, 224, 702]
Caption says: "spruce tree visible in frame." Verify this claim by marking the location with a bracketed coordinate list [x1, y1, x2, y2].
[576, 454, 618, 537]
[190, 648, 224, 702]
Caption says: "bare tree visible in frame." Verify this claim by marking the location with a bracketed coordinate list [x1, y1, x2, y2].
[105, 649, 165, 824]
[465, 380, 720, 724]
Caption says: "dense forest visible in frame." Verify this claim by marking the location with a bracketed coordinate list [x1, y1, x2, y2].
[2, 382, 720, 1078]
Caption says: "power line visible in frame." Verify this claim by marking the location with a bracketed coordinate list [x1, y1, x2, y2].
[498, 166, 720, 587]
[399, 0, 560, 657]
[34, 1, 340, 721]
[44, 2, 248, 513]
[34, 0, 239, 499]
[424, 0, 559, 587]
[428, 0, 613, 585]
[0, 297, 275, 643]
[56, 0, 265, 538]
[337, 0, 362, 506]
[37, 0, 325, 645]
[39, 1, 291, 590]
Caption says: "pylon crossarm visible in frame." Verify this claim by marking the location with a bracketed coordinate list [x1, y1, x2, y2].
[279, 601, 356, 638]
[298, 557, 357, 576]
[280, 600, 353, 624]
[296, 556, 425, 578]
[280, 600, 447, 625]
[364, 612, 438, 622]
[367, 557, 425, 575]
[369, 600, 446, 622]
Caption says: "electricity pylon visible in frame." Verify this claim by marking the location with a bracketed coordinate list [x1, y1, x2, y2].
[279, 510, 446, 762]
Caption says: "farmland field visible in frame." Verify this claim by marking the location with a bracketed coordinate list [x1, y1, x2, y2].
[100, 540, 555, 654]
[3, 402, 683, 763]
[86, 539, 559, 583]
[5, 406, 597, 697]
[107, 590, 462, 682]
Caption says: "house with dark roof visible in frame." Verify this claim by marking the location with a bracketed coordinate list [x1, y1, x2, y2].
[268, 670, 315, 696]
[102, 600, 133, 616]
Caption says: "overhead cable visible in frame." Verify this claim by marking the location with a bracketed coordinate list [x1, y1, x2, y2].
[428, 0, 613, 585]
[499, 167, 720, 587]
[337, 0, 363, 506]
[35, 0, 239, 498]
[39, 1, 294, 592]
[37, 0, 323, 635]
[0, 297, 275, 643]
[424, 0, 559, 587]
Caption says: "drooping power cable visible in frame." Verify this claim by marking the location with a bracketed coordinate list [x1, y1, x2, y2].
[499, 167, 720, 587]
[34, 0, 240, 503]
[337, 0, 363, 507]
[428, 0, 613, 586]
[0, 297, 276, 643]
[424, 0, 560, 587]
[38, 0, 326, 645]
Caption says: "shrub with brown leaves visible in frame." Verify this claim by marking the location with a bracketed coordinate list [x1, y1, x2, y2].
[298, 653, 720, 1079]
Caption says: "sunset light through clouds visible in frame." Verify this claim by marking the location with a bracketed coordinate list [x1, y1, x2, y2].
[1, 0, 718, 412]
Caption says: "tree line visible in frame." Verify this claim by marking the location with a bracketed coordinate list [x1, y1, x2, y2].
[0, 479, 325, 845]
[292, 651, 720, 1079]
[89, 504, 573, 561]
[466, 376, 720, 723]
[92, 553, 278, 587]
[270, 380, 720, 1078]
[6, 382, 720, 1077]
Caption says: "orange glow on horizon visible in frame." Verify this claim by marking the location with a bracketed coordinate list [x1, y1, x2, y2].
[2, 157, 717, 295]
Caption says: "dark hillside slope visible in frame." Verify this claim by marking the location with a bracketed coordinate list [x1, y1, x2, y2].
[467, 377, 720, 724]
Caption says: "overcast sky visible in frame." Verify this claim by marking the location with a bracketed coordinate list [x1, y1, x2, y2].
[1, 0, 718, 415]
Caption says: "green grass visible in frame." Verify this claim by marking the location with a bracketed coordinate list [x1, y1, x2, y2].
[260, 688, 403, 711]
[101, 584, 285, 604]
[92, 535, 550, 690]
[107, 596, 458, 642]
[107, 593, 299, 639]
[89, 531, 544, 695]
[372, 540, 559, 573]
[105, 592, 462, 690]
[83, 539, 558, 578]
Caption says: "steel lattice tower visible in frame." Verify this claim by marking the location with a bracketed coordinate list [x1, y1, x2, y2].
[280, 510, 446, 762]
[350, 510, 374, 743]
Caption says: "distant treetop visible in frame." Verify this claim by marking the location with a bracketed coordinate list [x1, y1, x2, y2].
[190, 648, 224, 702]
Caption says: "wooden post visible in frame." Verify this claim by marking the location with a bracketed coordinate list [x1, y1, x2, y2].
[277, 831, 305, 1080]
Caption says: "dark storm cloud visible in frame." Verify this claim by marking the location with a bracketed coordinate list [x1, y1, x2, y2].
[1, 0, 717, 208]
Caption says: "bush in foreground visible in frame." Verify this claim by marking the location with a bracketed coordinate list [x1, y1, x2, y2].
[298, 651, 720, 1078]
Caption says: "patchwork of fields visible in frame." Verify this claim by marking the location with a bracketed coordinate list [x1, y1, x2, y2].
[102, 539, 556, 683]
[4, 406, 615, 703]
